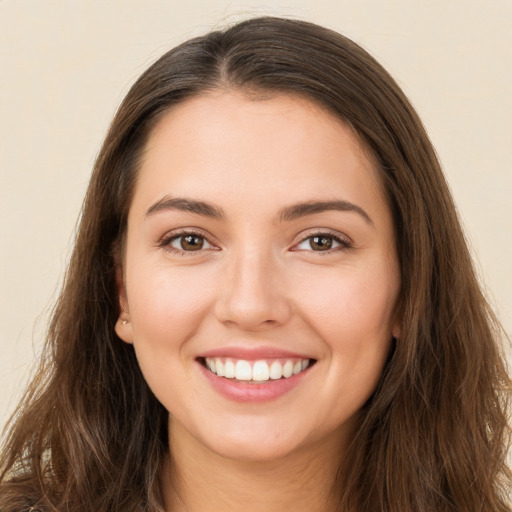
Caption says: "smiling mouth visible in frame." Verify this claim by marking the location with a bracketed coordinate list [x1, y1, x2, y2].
[198, 357, 316, 383]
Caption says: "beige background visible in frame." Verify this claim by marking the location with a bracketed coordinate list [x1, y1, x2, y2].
[1, 0, 511, 429]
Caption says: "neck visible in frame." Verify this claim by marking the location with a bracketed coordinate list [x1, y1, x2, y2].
[161, 420, 348, 512]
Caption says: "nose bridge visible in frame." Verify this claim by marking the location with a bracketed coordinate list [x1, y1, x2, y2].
[215, 241, 291, 329]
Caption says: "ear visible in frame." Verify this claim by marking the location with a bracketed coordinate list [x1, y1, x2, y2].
[114, 262, 134, 344]
[391, 309, 402, 340]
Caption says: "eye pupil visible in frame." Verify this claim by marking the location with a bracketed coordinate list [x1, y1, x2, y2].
[310, 236, 333, 251]
[181, 235, 204, 251]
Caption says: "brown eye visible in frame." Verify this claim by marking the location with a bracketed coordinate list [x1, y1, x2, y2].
[166, 233, 214, 253]
[309, 236, 333, 251]
[180, 234, 204, 251]
[294, 232, 349, 253]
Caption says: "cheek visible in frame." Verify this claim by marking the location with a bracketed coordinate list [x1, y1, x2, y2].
[126, 260, 216, 347]
[124, 260, 218, 413]
[293, 262, 398, 341]
[292, 265, 397, 420]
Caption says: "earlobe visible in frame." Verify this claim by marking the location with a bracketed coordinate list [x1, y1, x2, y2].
[114, 261, 134, 344]
[115, 314, 134, 344]
[391, 319, 401, 340]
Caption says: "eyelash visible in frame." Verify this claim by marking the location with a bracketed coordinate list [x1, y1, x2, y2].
[292, 230, 353, 254]
[158, 229, 352, 256]
[158, 229, 216, 256]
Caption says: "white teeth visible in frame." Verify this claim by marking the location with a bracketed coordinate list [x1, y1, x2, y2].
[235, 360, 252, 380]
[204, 357, 311, 382]
[224, 359, 235, 378]
[216, 359, 225, 377]
[269, 361, 283, 380]
[252, 360, 270, 381]
[282, 361, 293, 378]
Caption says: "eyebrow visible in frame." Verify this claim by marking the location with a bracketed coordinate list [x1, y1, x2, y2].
[145, 196, 373, 225]
[278, 200, 373, 225]
[146, 196, 225, 219]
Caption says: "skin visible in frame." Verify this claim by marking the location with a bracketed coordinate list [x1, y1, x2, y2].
[115, 91, 401, 511]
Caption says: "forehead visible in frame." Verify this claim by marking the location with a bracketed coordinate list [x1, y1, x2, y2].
[146, 90, 374, 167]
[131, 91, 387, 220]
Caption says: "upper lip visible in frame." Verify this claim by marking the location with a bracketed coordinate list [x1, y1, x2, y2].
[199, 346, 314, 360]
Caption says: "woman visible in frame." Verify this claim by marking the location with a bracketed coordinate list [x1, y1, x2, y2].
[0, 16, 510, 512]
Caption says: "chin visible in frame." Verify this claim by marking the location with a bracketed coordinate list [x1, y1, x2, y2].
[196, 413, 340, 463]
[208, 434, 301, 463]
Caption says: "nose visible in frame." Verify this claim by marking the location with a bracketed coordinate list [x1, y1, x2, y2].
[214, 247, 292, 331]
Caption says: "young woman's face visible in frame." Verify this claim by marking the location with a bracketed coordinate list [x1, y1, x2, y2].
[116, 91, 401, 461]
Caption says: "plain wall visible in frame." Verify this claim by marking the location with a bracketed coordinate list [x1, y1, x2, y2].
[1, 0, 511, 429]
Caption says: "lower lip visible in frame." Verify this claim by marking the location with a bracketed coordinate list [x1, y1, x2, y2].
[198, 362, 312, 403]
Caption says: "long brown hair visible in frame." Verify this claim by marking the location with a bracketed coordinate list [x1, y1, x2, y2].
[1, 16, 510, 511]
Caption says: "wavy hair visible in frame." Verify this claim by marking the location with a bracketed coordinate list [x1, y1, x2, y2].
[1, 16, 510, 511]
